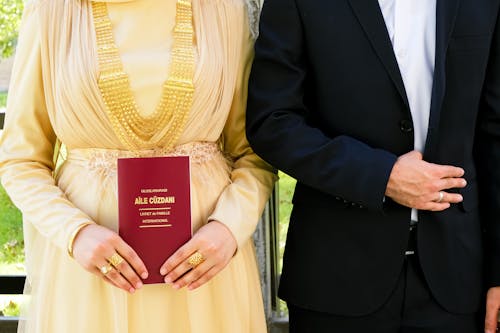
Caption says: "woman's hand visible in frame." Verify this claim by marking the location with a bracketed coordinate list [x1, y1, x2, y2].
[72, 224, 149, 293]
[160, 221, 237, 290]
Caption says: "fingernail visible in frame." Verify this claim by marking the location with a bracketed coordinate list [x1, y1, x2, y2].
[187, 285, 195, 291]
[485, 330, 493, 333]
[160, 268, 166, 276]
[141, 272, 148, 279]
[172, 284, 180, 290]
[164, 276, 172, 284]
[136, 282, 143, 289]
[462, 179, 467, 186]
[129, 288, 135, 294]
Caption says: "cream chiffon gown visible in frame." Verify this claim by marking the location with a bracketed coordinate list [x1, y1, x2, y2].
[0, 0, 276, 332]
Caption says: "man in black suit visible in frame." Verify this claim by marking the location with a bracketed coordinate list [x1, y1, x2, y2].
[246, 0, 500, 332]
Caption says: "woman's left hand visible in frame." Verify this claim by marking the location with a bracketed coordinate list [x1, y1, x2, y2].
[160, 220, 237, 290]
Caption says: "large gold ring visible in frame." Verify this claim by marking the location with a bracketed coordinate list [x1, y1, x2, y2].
[99, 264, 113, 275]
[108, 253, 124, 268]
[187, 251, 205, 267]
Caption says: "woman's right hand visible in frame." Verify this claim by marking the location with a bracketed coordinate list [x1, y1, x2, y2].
[72, 224, 148, 293]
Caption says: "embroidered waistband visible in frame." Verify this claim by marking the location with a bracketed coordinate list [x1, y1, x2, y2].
[66, 142, 223, 172]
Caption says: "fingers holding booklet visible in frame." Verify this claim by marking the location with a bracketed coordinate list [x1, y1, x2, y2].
[161, 220, 237, 290]
[72, 223, 149, 293]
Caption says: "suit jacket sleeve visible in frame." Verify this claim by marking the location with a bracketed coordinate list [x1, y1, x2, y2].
[477, 7, 500, 288]
[246, 0, 397, 211]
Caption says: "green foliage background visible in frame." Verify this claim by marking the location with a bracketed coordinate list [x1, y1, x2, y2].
[0, 91, 7, 107]
[0, 0, 23, 59]
[0, 185, 23, 265]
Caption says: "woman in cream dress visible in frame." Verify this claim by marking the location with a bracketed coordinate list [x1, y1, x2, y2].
[0, 0, 275, 332]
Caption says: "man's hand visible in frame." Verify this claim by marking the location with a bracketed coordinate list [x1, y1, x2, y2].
[385, 150, 466, 211]
[485, 287, 500, 333]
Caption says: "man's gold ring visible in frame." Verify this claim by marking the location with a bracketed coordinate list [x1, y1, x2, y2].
[108, 253, 124, 268]
[187, 251, 205, 267]
[100, 264, 113, 275]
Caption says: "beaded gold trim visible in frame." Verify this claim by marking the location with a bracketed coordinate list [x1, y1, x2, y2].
[91, 1, 195, 150]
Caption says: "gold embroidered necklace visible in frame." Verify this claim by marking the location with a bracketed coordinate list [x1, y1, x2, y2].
[92, 0, 195, 150]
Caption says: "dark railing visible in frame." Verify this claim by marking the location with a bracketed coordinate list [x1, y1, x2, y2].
[0, 276, 25, 295]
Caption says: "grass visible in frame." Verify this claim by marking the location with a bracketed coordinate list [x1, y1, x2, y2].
[276, 171, 296, 316]
[0, 295, 25, 317]
[0, 185, 23, 266]
[0, 91, 6, 108]
[277, 171, 295, 269]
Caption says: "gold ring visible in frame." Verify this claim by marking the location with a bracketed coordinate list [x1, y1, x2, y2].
[187, 251, 205, 267]
[99, 264, 113, 275]
[108, 253, 124, 268]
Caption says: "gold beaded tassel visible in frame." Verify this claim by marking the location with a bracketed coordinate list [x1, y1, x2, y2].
[91, 1, 195, 150]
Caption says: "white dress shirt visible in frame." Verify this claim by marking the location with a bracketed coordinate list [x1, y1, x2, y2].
[378, 0, 436, 221]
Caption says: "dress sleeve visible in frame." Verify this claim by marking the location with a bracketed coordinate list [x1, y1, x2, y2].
[207, 19, 277, 249]
[0, 4, 94, 252]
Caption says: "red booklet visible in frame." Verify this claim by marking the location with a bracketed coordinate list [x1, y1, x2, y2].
[117, 156, 191, 284]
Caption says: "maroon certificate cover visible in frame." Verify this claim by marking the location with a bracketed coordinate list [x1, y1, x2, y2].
[117, 156, 191, 284]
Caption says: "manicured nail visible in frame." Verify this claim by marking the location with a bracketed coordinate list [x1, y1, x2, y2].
[141, 272, 148, 279]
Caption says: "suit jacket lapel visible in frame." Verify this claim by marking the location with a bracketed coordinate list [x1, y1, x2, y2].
[348, 0, 410, 109]
[425, 0, 460, 156]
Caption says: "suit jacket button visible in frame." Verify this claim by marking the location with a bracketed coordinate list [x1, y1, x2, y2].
[399, 120, 413, 133]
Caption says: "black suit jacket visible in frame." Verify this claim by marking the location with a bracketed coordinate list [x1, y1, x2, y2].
[246, 0, 500, 316]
